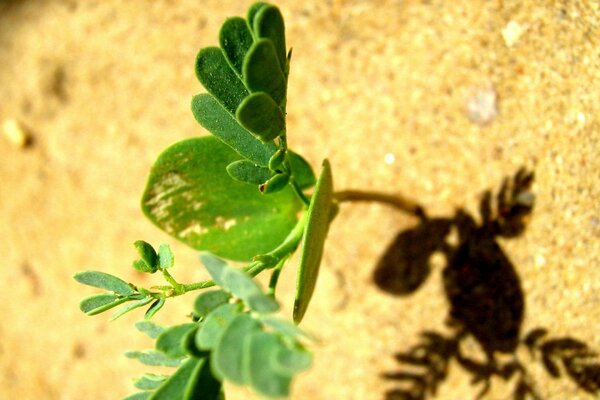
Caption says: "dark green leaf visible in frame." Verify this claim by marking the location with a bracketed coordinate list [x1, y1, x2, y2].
[288, 150, 316, 190]
[236, 92, 285, 142]
[149, 358, 200, 400]
[268, 149, 286, 171]
[271, 346, 312, 376]
[74, 271, 134, 296]
[226, 160, 273, 185]
[294, 159, 334, 323]
[243, 39, 287, 105]
[213, 313, 262, 384]
[123, 392, 152, 400]
[111, 297, 154, 321]
[156, 323, 199, 358]
[182, 327, 206, 358]
[133, 259, 155, 274]
[141, 136, 301, 261]
[247, 2, 269, 29]
[134, 374, 167, 391]
[158, 244, 174, 270]
[135, 321, 165, 339]
[260, 173, 289, 194]
[195, 303, 242, 350]
[134, 240, 158, 273]
[125, 350, 185, 367]
[244, 332, 291, 398]
[191, 94, 277, 167]
[253, 5, 287, 71]
[185, 357, 223, 400]
[79, 293, 121, 314]
[145, 298, 166, 320]
[194, 290, 231, 318]
[195, 47, 248, 114]
[219, 17, 254, 76]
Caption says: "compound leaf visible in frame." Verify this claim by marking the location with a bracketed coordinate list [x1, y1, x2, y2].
[156, 323, 199, 358]
[288, 151, 316, 190]
[236, 92, 285, 142]
[141, 136, 302, 262]
[220, 17, 254, 76]
[253, 4, 287, 71]
[74, 271, 134, 296]
[191, 94, 277, 167]
[111, 297, 154, 321]
[125, 350, 185, 368]
[293, 159, 334, 323]
[243, 39, 286, 105]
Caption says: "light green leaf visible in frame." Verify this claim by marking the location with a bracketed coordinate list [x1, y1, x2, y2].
[135, 320, 165, 339]
[195, 47, 248, 115]
[156, 323, 198, 358]
[288, 150, 316, 190]
[149, 358, 200, 400]
[184, 357, 222, 400]
[243, 39, 287, 105]
[199, 253, 228, 287]
[125, 350, 185, 367]
[133, 374, 167, 391]
[182, 327, 205, 358]
[191, 94, 277, 167]
[261, 316, 311, 340]
[141, 136, 301, 262]
[123, 392, 152, 400]
[293, 159, 334, 323]
[236, 92, 285, 142]
[134, 240, 158, 273]
[253, 5, 287, 71]
[74, 271, 134, 296]
[260, 173, 289, 194]
[158, 244, 174, 269]
[271, 346, 312, 376]
[111, 297, 154, 321]
[145, 298, 166, 320]
[79, 293, 123, 315]
[195, 303, 242, 350]
[219, 17, 254, 76]
[213, 313, 261, 384]
[194, 290, 231, 318]
[243, 332, 291, 398]
[226, 160, 273, 185]
[268, 149, 286, 171]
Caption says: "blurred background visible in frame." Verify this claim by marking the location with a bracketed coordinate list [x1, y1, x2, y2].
[0, 0, 599, 399]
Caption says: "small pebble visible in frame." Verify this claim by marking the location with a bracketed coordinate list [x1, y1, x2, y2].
[466, 86, 498, 125]
[502, 21, 526, 48]
[383, 153, 396, 165]
[3, 119, 31, 148]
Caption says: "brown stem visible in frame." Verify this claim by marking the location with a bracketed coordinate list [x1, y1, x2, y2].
[334, 190, 426, 218]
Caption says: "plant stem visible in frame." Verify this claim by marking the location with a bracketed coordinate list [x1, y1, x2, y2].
[290, 180, 311, 207]
[334, 189, 426, 218]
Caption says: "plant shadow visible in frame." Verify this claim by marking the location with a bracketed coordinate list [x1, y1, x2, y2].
[375, 168, 600, 399]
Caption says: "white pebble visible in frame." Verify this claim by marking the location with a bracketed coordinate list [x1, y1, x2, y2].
[3, 119, 31, 148]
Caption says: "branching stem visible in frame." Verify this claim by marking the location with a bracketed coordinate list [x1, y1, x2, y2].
[334, 189, 426, 218]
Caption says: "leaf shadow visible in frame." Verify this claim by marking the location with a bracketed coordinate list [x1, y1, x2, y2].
[375, 168, 600, 399]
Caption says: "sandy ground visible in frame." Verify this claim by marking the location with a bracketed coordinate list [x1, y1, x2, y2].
[1, 0, 599, 399]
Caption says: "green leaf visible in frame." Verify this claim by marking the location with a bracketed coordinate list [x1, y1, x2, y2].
[185, 357, 223, 400]
[134, 374, 168, 391]
[134, 240, 159, 273]
[271, 346, 312, 376]
[260, 173, 289, 194]
[293, 159, 334, 323]
[145, 298, 166, 320]
[133, 259, 155, 274]
[247, 2, 269, 30]
[135, 320, 165, 339]
[236, 92, 285, 142]
[156, 323, 198, 358]
[288, 150, 316, 190]
[123, 392, 152, 400]
[125, 350, 185, 367]
[74, 271, 134, 296]
[149, 358, 200, 400]
[244, 332, 291, 398]
[253, 5, 287, 71]
[194, 290, 231, 318]
[141, 136, 301, 261]
[219, 17, 254, 76]
[226, 160, 273, 185]
[213, 313, 262, 384]
[243, 39, 287, 105]
[191, 94, 277, 167]
[268, 149, 286, 171]
[182, 327, 206, 358]
[261, 316, 311, 340]
[79, 293, 122, 315]
[111, 297, 154, 321]
[158, 244, 174, 269]
[195, 47, 248, 115]
[195, 303, 242, 350]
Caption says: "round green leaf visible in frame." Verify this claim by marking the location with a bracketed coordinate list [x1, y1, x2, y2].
[243, 332, 291, 398]
[133, 240, 158, 272]
[271, 346, 312, 376]
[288, 150, 316, 190]
[293, 159, 334, 323]
[213, 313, 261, 384]
[222, 267, 279, 313]
[194, 290, 231, 318]
[158, 244, 174, 269]
[236, 92, 285, 142]
[226, 160, 273, 185]
[141, 136, 302, 262]
[195, 303, 242, 350]
[156, 323, 198, 358]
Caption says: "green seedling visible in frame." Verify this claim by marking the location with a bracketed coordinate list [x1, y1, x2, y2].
[74, 3, 423, 399]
